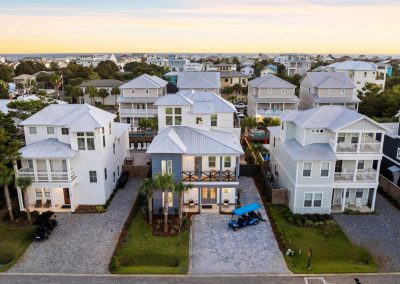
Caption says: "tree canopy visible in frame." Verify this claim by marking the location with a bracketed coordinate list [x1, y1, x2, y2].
[0, 80, 9, 99]
[123, 62, 169, 78]
[95, 60, 119, 79]
[15, 60, 47, 75]
[7, 97, 57, 121]
[0, 64, 15, 82]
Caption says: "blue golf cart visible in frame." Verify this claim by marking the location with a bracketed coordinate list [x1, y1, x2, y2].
[228, 203, 265, 231]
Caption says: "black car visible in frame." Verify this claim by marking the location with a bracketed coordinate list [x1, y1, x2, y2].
[116, 172, 129, 188]
[34, 224, 52, 240]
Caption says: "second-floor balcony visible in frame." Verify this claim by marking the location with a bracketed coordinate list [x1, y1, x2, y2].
[120, 109, 158, 117]
[334, 169, 378, 183]
[17, 168, 77, 183]
[182, 169, 237, 182]
[331, 134, 382, 154]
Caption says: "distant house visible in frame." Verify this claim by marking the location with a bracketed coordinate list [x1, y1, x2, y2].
[269, 106, 387, 214]
[325, 61, 387, 92]
[177, 72, 221, 94]
[247, 75, 298, 119]
[380, 114, 400, 186]
[183, 62, 203, 72]
[220, 71, 249, 102]
[215, 63, 236, 71]
[76, 54, 117, 67]
[261, 64, 278, 76]
[12, 74, 36, 94]
[241, 60, 255, 68]
[240, 66, 254, 77]
[78, 79, 125, 106]
[299, 72, 360, 111]
[274, 54, 311, 76]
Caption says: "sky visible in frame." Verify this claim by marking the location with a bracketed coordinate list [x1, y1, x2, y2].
[1, 0, 400, 54]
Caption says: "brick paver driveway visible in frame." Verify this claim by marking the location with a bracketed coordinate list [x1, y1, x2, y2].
[10, 177, 142, 274]
[334, 194, 400, 272]
[190, 177, 289, 275]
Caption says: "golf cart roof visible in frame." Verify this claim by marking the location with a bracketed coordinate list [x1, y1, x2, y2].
[232, 203, 262, 216]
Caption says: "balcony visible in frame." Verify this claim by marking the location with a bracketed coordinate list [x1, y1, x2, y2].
[18, 168, 77, 183]
[334, 169, 377, 183]
[333, 135, 382, 154]
[119, 109, 157, 117]
[182, 169, 237, 182]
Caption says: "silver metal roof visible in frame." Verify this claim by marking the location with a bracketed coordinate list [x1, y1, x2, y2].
[312, 94, 360, 103]
[20, 138, 78, 159]
[117, 96, 160, 103]
[177, 72, 221, 89]
[79, 79, 124, 88]
[249, 74, 296, 89]
[303, 72, 356, 89]
[282, 140, 337, 161]
[327, 61, 378, 71]
[249, 94, 299, 103]
[119, 74, 167, 89]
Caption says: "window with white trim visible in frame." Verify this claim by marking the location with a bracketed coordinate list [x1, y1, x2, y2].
[224, 156, 231, 168]
[321, 162, 330, 177]
[337, 133, 345, 143]
[89, 171, 97, 183]
[303, 162, 312, 177]
[208, 156, 216, 168]
[104, 168, 107, 180]
[304, 193, 312, 207]
[356, 189, 363, 198]
[161, 160, 172, 175]
[313, 193, 322, 207]
[47, 127, 55, 134]
[357, 160, 365, 170]
[62, 128, 69, 135]
[29, 127, 37, 134]
[165, 107, 182, 126]
[77, 132, 95, 150]
[304, 193, 322, 207]
[35, 189, 43, 198]
[211, 114, 217, 127]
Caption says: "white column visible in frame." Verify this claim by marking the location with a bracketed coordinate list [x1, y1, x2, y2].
[16, 186, 25, 211]
[45, 159, 52, 182]
[341, 188, 347, 212]
[375, 159, 381, 182]
[353, 160, 358, 182]
[333, 132, 338, 152]
[379, 133, 384, 153]
[50, 187, 56, 211]
[66, 159, 72, 182]
[33, 159, 38, 182]
[371, 187, 377, 211]
[269, 103, 272, 110]
[357, 132, 362, 153]
[282, 103, 285, 111]
[145, 102, 148, 118]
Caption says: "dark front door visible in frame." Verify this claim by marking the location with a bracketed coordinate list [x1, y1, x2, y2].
[63, 188, 71, 205]
[201, 188, 217, 204]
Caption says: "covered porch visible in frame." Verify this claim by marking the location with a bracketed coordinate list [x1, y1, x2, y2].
[331, 187, 377, 213]
[182, 186, 237, 213]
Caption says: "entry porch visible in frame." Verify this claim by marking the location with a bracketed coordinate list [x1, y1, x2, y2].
[183, 187, 237, 213]
[331, 187, 377, 213]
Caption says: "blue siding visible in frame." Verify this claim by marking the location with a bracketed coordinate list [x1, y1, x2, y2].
[381, 134, 400, 186]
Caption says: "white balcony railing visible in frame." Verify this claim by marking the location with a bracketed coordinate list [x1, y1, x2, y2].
[334, 172, 354, 182]
[18, 168, 76, 183]
[119, 109, 158, 116]
[336, 143, 357, 153]
[334, 169, 377, 183]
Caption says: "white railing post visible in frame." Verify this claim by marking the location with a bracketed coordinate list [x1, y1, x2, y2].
[357, 132, 362, 153]
[353, 160, 358, 182]
[67, 159, 72, 182]
[341, 188, 347, 212]
[33, 159, 38, 182]
[45, 159, 52, 182]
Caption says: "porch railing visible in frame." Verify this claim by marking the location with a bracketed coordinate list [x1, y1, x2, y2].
[336, 143, 357, 153]
[182, 169, 237, 182]
[334, 172, 354, 182]
[18, 168, 75, 182]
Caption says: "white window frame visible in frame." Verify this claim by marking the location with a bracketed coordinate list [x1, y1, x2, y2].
[89, 171, 97, 183]
[304, 192, 323, 208]
[355, 189, 364, 198]
[357, 160, 365, 170]
[61, 128, 69, 135]
[320, 162, 330, 177]
[47, 127, 55, 134]
[29, 127, 37, 134]
[208, 156, 216, 168]
[211, 114, 217, 127]
[161, 160, 173, 176]
[304, 193, 313, 207]
[224, 156, 232, 168]
[302, 161, 312, 178]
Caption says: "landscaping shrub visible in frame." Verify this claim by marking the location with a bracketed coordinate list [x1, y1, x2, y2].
[95, 205, 106, 213]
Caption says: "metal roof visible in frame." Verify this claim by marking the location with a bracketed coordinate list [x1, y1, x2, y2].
[282, 140, 337, 161]
[114, 122, 130, 138]
[303, 72, 356, 89]
[177, 72, 221, 89]
[249, 94, 299, 103]
[327, 61, 378, 71]
[154, 93, 193, 106]
[20, 138, 78, 159]
[119, 74, 167, 89]
[219, 71, 248, 78]
[147, 126, 243, 155]
[79, 79, 124, 88]
[381, 123, 398, 138]
[117, 96, 160, 104]
[312, 94, 360, 103]
[249, 75, 296, 89]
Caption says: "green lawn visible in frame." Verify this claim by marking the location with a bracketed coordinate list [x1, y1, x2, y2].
[0, 223, 35, 272]
[112, 211, 190, 274]
[269, 205, 378, 274]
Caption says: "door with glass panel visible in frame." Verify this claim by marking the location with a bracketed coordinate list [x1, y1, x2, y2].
[201, 188, 217, 204]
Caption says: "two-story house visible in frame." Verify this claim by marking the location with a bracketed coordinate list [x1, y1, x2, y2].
[299, 72, 360, 110]
[268, 106, 387, 214]
[15, 104, 130, 212]
[325, 61, 387, 92]
[220, 71, 249, 103]
[79, 79, 124, 106]
[177, 72, 221, 95]
[147, 91, 243, 213]
[118, 74, 168, 131]
[380, 113, 400, 186]
[247, 74, 299, 119]
[274, 54, 311, 76]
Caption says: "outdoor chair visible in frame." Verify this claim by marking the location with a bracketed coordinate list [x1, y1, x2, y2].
[35, 199, 43, 208]
[44, 199, 51, 208]
[137, 143, 142, 150]
[223, 199, 229, 207]
[188, 199, 195, 207]
[356, 198, 362, 210]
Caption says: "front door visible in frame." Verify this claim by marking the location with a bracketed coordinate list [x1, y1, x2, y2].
[63, 188, 71, 205]
[201, 188, 217, 204]
[331, 188, 342, 206]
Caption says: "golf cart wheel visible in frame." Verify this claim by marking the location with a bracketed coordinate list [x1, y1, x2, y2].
[46, 234, 49, 239]
[254, 220, 259, 225]
[234, 227, 239, 232]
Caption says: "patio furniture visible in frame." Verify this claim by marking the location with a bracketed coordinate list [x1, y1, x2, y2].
[35, 199, 43, 208]
[349, 201, 356, 208]
[44, 199, 51, 208]
[188, 199, 195, 207]
[142, 143, 147, 150]
[137, 143, 142, 150]
[356, 198, 362, 210]
[223, 199, 229, 207]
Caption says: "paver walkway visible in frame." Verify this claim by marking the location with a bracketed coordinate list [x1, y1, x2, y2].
[334, 194, 400, 272]
[190, 177, 289, 275]
[10, 177, 142, 274]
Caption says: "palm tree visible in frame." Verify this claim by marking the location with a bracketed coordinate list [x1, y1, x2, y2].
[97, 88, 109, 106]
[241, 116, 257, 137]
[49, 73, 62, 99]
[16, 176, 33, 224]
[258, 117, 281, 143]
[153, 173, 175, 233]
[139, 178, 155, 225]
[0, 166, 15, 221]
[111, 87, 120, 106]
[173, 182, 193, 227]
[86, 85, 98, 105]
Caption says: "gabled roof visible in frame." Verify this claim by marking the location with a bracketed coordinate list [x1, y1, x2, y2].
[20, 104, 115, 132]
[282, 106, 388, 132]
[154, 93, 193, 106]
[249, 74, 296, 89]
[327, 61, 378, 71]
[177, 72, 221, 89]
[303, 72, 355, 89]
[119, 74, 167, 89]
[20, 138, 78, 159]
[219, 71, 248, 78]
[282, 140, 336, 161]
[79, 79, 124, 88]
[13, 74, 36, 80]
[147, 126, 243, 155]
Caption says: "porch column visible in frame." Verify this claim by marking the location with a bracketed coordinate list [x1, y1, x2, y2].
[282, 103, 285, 111]
[333, 132, 338, 152]
[235, 156, 240, 180]
[145, 102, 148, 118]
[219, 156, 223, 181]
[219, 187, 222, 212]
[356, 132, 362, 153]
[353, 160, 358, 182]
[45, 159, 52, 182]
[50, 187, 56, 211]
[66, 159, 72, 182]
[269, 103, 272, 110]
[375, 159, 381, 182]
[341, 188, 347, 212]
[33, 159, 38, 182]
[16, 186, 25, 211]
[379, 133, 384, 153]
[198, 188, 201, 213]
[371, 187, 377, 211]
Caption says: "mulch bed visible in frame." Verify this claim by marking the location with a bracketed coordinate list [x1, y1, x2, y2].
[74, 205, 98, 214]
[150, 213, 195, 237]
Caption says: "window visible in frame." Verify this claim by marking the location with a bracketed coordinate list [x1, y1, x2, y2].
[62, 128, 69, 135]
[104, 168, 107, 180]
[78, 138, 86, 150]
[103, 135, 106, 148]
[102, 127, 105, 134]
[89, 171, 97, 183]
[117, 166, 120, 176]
[224, 156, 231, 168]
[113, 171, 116, 183]
[109, 122, 112, 134]
[35, 189, 43, 198]
[113, 143, 115, 155]
[303, 162, 312, 177]
[29, 127, 37, 134]
[337, 133, 345, 143]
[356, 189, 363, 198]
[77, 132, 95, 150]
[357, 160, 365, 170]
[211, 114, 217, 127]
[162, 192, 174, 207]
[165, 107, 182, 126]
[161, 160, 172, 175]
[397, 147, 400, 160]
[273, 138, 276, 147]
[304, 193, 312, 207]
[196, 117, 203, 124]
[351, 134, 359, 144]
[208, 156, 216, 168]
[47, 127, 55, 134]
[311, 129, 324, 134]
[321, 162, 330, 177]
[87, 137, 95, 150]
[28, 159, 33, 169]
[313, 193, 322, 207]
[225, 78, 229, 82]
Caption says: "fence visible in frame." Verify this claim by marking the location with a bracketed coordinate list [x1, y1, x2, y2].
[379, 174, 400, 204]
